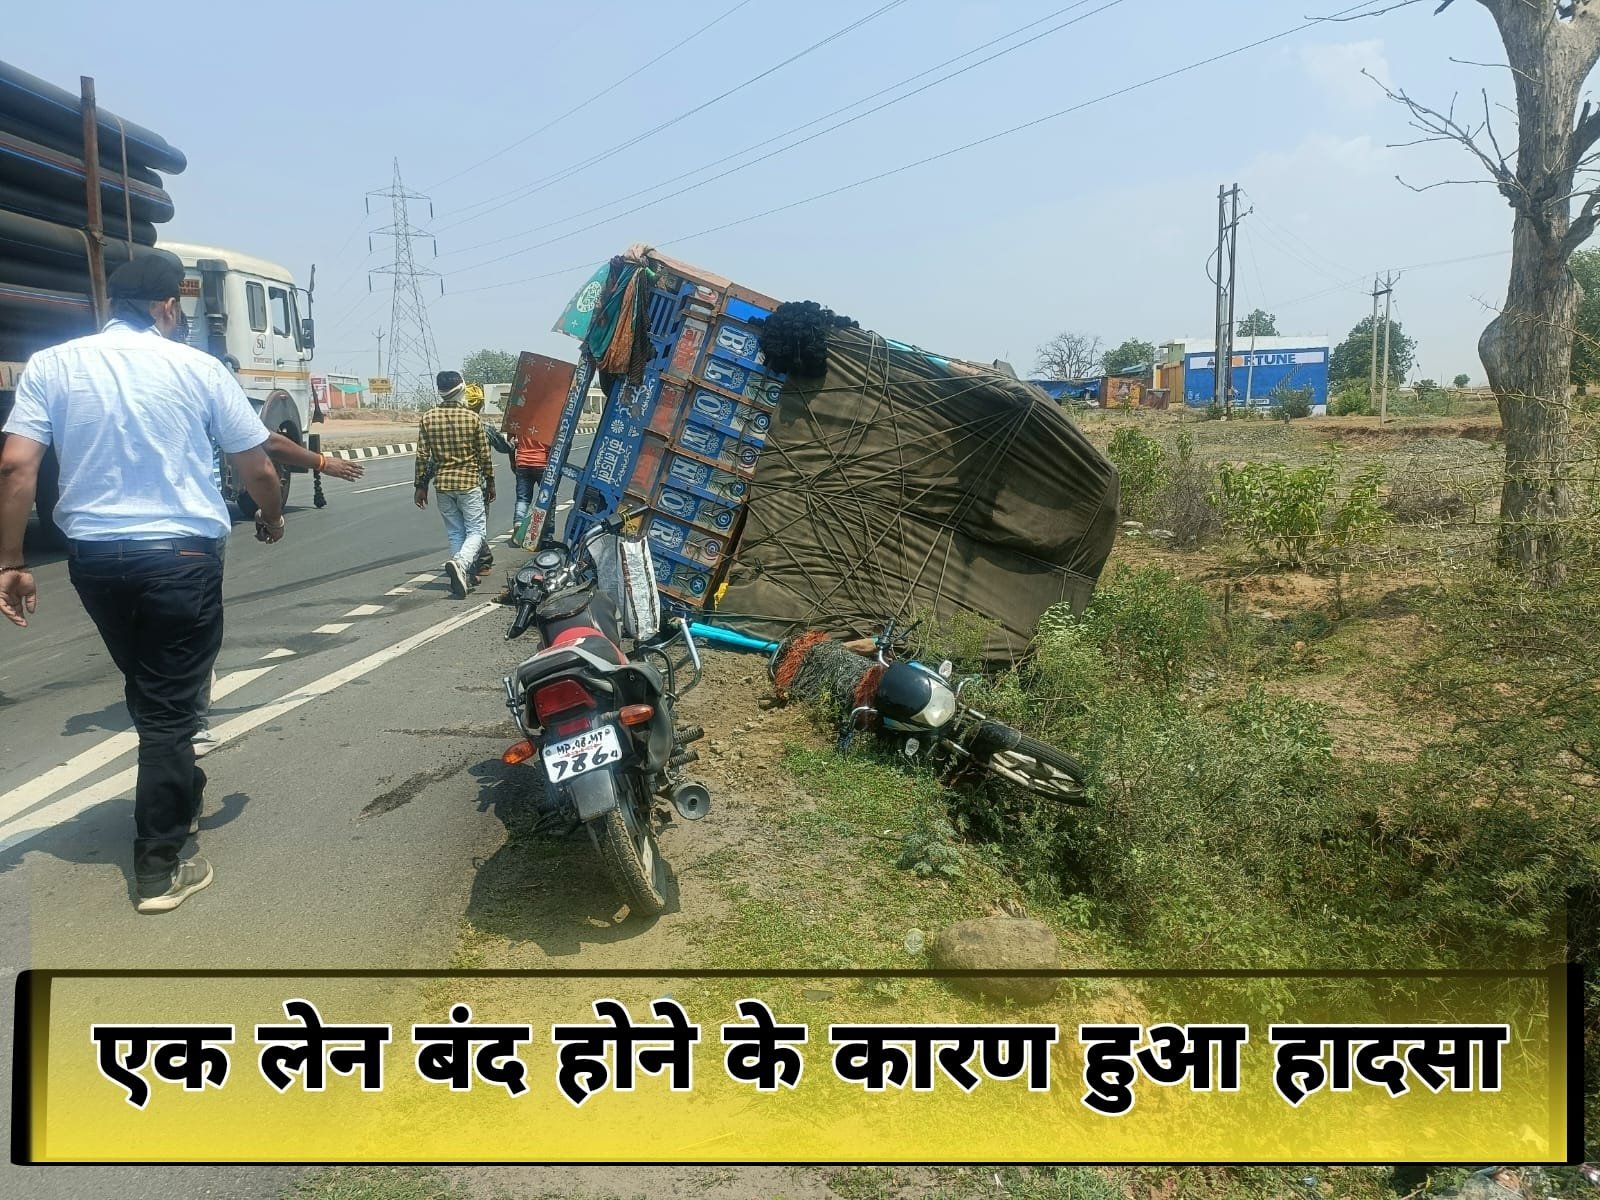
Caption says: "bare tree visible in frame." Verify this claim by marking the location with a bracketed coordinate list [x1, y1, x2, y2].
[1034, 331, 1103, 380]
[1384, 0, 1600, 586]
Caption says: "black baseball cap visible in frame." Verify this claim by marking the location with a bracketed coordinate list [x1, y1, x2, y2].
[108, 251, 186, 301]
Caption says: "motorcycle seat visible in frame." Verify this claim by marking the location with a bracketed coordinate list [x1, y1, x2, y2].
[550, 626, 627, 667]
[512, 644, 664, 701]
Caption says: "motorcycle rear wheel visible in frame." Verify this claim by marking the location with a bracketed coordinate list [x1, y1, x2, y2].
[589, 777, 669, 917]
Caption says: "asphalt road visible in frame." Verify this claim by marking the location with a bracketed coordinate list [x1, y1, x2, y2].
[0, 439, 592, 1198]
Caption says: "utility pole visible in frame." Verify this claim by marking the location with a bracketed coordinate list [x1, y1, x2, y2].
[1213, 183, 1242, 417]
[1379, 273, 1396, 424]
[1368, 272, 1395, 420]
[375, 327, 385, 376]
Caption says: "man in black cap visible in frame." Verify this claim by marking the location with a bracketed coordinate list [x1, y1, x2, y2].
[0, 250, 287, 913]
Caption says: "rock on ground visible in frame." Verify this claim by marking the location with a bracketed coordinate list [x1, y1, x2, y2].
[929, 917, 1061, 1004]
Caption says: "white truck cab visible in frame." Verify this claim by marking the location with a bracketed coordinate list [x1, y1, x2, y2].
[161, 241, 320, 514]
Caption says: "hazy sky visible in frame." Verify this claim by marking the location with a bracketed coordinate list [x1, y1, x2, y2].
[17, 0, 1542, 386]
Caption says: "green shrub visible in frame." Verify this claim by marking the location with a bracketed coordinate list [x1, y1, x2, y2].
[1330, 386, 1371, 417]
[1150, 430, 1223, 548]
[1272, 383, 1314, 419]
[1043, 565, 1214, 694]
[1105, 427, 1168, 520]
[1212, 454, 1387, 567]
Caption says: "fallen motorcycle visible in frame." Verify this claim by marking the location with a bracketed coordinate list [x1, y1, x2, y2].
[500, 514, 708, 916]
[773, 620, 1088, 804]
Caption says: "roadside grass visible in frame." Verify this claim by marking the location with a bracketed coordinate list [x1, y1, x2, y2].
[302, 410, 1592, 1200]
[288, 1167, 474, 1200]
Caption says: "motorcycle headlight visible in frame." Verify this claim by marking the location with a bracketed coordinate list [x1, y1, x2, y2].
[919, 680, 957, 728]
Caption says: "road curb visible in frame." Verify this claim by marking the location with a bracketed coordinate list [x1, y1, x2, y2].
[325, 420, 600, 462]
[327, 442, 418, 461]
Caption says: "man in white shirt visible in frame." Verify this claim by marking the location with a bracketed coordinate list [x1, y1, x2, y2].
[0, 251, 286, 913]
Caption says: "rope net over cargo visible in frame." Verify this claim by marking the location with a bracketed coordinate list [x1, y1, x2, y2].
[716, 311, 1120, 662]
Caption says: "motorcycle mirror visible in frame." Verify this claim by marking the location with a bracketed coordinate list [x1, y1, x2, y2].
[853, 708, 876, 729]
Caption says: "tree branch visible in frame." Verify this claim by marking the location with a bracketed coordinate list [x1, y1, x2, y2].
[1396, 174, 1499, 191]
[1370, 70, 1529, 210]
[1312, 0, 1426, 20]
[1559, 187, 1600, 257]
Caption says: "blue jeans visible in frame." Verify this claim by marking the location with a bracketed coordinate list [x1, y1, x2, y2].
[513, 466, 543, 531]
[68, 542, 224, 888]
[437, 488, 487, 573]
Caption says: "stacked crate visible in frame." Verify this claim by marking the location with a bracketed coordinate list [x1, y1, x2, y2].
[564, 256, 785, 612]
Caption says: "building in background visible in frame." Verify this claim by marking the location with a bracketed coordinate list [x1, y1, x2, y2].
[309, 372, 365, 413]
[1163, 335, 1331, 412]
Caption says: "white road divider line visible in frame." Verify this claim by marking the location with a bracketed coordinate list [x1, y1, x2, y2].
[408, 574, 438, 585]
[313, 623, 353, 635]
[351, 481, 415, 494]
[0, 604, 500, 854]
[344, 605, 385, 618]
[0, 665, 278, 824]
[384, 587, 413, 596]
[259, 648, 296, 661]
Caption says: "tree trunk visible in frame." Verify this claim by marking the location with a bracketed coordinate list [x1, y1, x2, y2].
[1479, 222, 1577, 587]
[1474, 0, 1600, 588]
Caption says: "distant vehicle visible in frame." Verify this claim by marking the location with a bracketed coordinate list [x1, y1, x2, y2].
[0, 61, 320, 536]
[165, 242, 318, 518]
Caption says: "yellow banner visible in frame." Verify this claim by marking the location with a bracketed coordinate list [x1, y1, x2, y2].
[15, 969, 1581, 1165]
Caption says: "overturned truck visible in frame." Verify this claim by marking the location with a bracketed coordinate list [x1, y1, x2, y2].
[521, 247, 1119, 661]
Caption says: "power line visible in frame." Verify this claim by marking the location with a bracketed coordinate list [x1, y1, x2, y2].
[1264, 249, 1510, 313]
[442, 0, 1129, 276]
[425, 0, 757, 192]
[451, 0, 1418, 297]
[1241, 193, 1354, 280]
[433, 0, 913, 232]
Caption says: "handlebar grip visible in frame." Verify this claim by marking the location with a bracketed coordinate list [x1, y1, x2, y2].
[506, 602, 535, 640]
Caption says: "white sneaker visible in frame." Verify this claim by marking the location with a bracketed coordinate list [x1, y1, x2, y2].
[445, 559, 469, 599]
[136, 858, 215, 914]
[192, 725, 221, 758]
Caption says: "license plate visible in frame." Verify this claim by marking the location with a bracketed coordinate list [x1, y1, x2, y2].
[541, 725, 623, 782]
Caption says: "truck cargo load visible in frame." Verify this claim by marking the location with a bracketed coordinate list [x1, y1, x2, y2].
[534, 247, 1120, 661]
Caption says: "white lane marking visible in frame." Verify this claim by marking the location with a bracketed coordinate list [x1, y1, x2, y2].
[344, 604, 385, 617]
[351, 481, 414, 494]
[0, 665, 277, 822]
[313, 623, 353, 634]
[384, 587, 414, 596]
[408, 574, 439, 585]
[259, 648, 296, 661]
[0, 604, 500, 854]
[210, 666, 278, 700]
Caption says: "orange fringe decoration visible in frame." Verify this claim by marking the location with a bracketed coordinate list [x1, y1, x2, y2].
[852, 664, 885, 711]
[772, 631, 832, 697]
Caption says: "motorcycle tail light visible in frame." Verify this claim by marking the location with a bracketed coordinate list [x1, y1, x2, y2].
[552, 716, 592, 738]
[502, 740, 535, 765]
[620, 704, 654, 727]
[533, 679, 596, 723]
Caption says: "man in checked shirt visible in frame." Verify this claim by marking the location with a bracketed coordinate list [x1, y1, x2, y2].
[415, 370, 495, 598]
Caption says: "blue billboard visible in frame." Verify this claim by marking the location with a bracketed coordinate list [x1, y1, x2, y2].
[1183, 346, 1329, 408]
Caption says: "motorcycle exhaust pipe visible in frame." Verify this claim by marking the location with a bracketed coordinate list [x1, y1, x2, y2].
[667, 781, 711, 822]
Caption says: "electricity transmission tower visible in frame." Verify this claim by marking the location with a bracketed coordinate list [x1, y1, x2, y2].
[367, 160, 441, 408]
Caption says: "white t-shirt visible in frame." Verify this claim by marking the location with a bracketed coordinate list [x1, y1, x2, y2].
[3, 320, 268, 541]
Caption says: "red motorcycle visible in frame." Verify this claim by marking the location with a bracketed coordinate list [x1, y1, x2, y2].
[500, 516, 707, 916]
